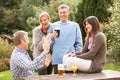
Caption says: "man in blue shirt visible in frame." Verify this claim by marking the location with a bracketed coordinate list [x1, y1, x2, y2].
[49, 4, 83, 73]
[10, 30, 51, 80]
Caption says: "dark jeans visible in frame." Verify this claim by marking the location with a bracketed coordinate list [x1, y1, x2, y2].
[38, 63, 53, 75]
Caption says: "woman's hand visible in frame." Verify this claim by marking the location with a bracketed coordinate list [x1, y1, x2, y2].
[68, 52, 76, 57]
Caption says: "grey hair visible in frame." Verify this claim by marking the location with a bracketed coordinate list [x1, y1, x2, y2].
[58, 4, 70, 11]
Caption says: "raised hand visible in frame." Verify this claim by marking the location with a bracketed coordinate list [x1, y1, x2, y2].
[44, 54, 52, 67]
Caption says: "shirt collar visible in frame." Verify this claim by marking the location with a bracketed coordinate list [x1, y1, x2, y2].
[59, 21, 70, 24]
[15, 47, 27, 54]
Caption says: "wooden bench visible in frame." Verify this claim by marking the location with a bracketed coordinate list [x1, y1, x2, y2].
[19, 70, 120, 80]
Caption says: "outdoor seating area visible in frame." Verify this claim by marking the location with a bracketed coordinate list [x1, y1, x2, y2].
[19, 70, 120, 80]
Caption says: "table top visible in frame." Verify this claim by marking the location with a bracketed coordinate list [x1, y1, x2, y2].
[19, 70, 120, 80]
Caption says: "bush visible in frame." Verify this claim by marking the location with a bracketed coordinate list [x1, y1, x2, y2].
[0, 37, 14, 71]
[104, 0, 120, 64]
[104, 23, 120, 64]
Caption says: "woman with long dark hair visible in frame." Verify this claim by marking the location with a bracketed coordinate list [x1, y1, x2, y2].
[63, 16, 107, 73]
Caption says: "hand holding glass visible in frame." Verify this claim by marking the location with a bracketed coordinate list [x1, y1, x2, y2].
[54, 27, 60, 37]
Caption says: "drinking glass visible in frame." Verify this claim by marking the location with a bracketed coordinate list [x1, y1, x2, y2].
[71, 65, 77, 76]
[58, 64, 64, 77]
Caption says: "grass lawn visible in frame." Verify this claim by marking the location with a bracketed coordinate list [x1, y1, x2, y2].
[0, 70, 39, 80]
[0, 70, 13, 80]
[104, 63, 120, 70]
[0, 64, 119, 80]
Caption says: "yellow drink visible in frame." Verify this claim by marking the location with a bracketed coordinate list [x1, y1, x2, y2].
[71, 66, 77, 72]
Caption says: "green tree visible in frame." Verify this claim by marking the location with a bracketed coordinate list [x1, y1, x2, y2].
[0, 0, 22, 34]
[0, 0, 21, 9]
[0, 0, 49, 35]
[76, 0, 113, 41]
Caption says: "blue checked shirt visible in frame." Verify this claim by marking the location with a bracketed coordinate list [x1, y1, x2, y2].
[10, 47, 47, 80]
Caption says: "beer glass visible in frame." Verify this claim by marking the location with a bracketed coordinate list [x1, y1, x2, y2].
[58, 64, 64, 77]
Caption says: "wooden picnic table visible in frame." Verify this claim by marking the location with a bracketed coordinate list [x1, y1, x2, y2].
[19, 70, 120, 80]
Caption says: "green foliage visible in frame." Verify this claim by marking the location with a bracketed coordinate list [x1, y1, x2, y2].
[18, 5, 36, 34]
[26, 6, 42, 36]
[0, 0, 22, 34]
[0, 37, 14, 71]
[0, 0, 21, 8]
[104, 0, 120, 63]
[76, 0, 113, 41]
[104, 64, 120, 71]
[0, 0, 47, 35]
[1, 8, 20, 34]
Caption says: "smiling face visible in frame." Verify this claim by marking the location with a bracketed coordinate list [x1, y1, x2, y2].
[40, 16, 50, 28]
[85, 21, 92, 33]
[58, 8, 69, 23]
[83, 16, 101, 35]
